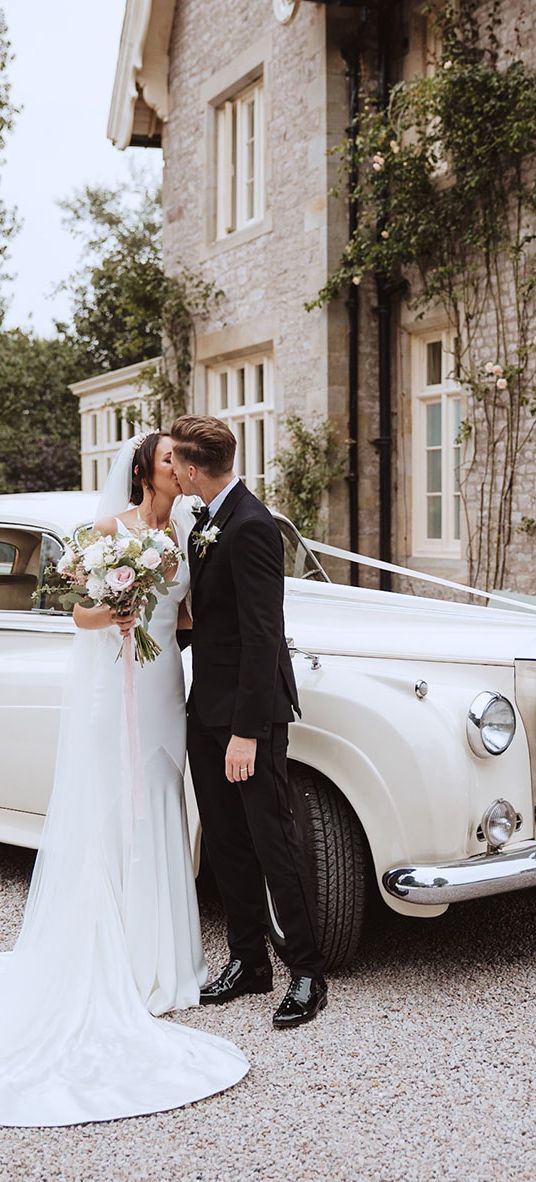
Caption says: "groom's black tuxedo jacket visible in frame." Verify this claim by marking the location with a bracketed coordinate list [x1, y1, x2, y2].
[188, 480, 300, 739]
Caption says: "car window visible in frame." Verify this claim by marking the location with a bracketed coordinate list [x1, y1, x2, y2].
[275, 517, 329, 582]
[35, 533, 66, 613]
[0, 542, 17, 574]
[0, 526, 67, 614]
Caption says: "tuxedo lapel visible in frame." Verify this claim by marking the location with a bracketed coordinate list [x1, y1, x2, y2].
[210, 479, 248, 532]
[190, 480, 248, 593]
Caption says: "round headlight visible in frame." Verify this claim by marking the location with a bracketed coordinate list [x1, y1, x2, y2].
[480, 798, 518, 848]
[466, 691, 516, 757]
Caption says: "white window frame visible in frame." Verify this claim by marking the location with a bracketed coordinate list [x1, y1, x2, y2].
[80, 401, 147, 492]
[207, 354, 273, 496]
[412, 329, 464, 559]
[215, 80, 264, 240]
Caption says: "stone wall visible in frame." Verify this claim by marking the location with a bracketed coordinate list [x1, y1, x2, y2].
[392, 0, 536, 601]
[161, 0, 536, 598]
[162, 0, 382, 573]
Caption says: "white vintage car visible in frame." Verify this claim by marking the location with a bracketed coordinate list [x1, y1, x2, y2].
[2, 490, 536, 972]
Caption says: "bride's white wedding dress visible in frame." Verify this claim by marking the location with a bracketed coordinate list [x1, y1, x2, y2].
[0, 493, 248, 1127]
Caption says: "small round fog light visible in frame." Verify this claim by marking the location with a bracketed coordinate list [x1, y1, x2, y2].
[480, 798, 518, 849]
[467, 691, 516, 757]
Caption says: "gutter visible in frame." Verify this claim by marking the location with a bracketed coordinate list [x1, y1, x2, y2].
[341, 35, 362, 587]
[374, 2, 392, 591]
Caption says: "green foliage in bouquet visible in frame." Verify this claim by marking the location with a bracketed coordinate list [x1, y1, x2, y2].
[36, 525, 183, 666]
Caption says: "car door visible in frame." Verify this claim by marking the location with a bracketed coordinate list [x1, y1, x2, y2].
[0, 524, 74, 823]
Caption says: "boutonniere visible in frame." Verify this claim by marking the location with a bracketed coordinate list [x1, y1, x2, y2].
[192, 524, 221, 558]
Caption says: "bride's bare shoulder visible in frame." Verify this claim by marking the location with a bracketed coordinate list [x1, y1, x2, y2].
[94, 509, 136, 537]
[93, 516, 119, 537]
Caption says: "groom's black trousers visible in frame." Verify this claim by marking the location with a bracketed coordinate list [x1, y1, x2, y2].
[187, 701, 324, 978]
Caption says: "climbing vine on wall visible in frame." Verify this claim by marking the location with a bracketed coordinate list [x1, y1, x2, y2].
[309, 2, 536, 589]
[139, 267, 223, 426]
[268, 415, 347, 537]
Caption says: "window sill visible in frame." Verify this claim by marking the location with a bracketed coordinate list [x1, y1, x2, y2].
[203, 212, 272, 260]
[408, 552, 464, 571]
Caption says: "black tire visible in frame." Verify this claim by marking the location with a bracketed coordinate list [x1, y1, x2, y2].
[266, 762, 369, 971]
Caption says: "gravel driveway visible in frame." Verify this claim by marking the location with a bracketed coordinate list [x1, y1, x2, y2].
[1, 842, 536, 1182]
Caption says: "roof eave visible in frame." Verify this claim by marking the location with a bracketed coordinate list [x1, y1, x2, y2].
[107, 0, 175, 151]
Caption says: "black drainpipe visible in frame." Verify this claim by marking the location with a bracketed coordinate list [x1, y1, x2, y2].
[341, 20, 366, 587]
[375, 3, 392, 591]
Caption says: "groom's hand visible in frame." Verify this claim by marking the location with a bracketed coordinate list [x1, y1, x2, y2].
[225, 736, 257, 783]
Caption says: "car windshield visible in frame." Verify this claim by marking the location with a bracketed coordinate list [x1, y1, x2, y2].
[275, 517, 329, 582]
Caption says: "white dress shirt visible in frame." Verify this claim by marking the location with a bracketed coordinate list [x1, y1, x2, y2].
[206, 475, 240, 520]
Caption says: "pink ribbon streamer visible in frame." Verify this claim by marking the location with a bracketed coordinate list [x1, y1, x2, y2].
[121, 629, 144, 824]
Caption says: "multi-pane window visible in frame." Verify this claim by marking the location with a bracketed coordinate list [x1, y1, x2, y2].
[207, 356, 273, 497]
[412, 333, 463, 557]
[215, 80, 264, 239]
[81, 402, 146, 491]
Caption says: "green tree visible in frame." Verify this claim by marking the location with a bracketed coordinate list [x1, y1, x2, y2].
[57, 176, 221, 423]
[0, 330, 81, 492]
[57, 178, 164, 373]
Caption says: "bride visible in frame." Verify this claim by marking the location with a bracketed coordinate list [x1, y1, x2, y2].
[0, 431, 248, 1127]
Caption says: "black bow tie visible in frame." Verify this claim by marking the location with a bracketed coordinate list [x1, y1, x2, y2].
[193, 506, 210, 531]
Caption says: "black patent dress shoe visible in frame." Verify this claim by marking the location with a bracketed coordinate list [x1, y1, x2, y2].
[272, 975, 328, 1029]
[199, 959, 273, 1006]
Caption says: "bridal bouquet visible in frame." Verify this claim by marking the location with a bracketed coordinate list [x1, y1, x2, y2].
[38, 526, 183, 666]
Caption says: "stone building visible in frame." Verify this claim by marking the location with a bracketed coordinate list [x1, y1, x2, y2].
[99, 0, 536, 592]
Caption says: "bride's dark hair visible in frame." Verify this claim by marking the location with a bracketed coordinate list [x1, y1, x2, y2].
[131, 432, 166, 505]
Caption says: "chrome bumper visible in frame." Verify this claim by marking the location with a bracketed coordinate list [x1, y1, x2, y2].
[383, 841, 536, 905]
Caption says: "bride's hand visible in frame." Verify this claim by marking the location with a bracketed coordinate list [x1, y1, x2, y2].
[112, 610, 138, 636]
[73, 603, 137, 633]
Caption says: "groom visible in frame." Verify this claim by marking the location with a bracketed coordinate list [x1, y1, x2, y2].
[171, 415, 326, 1029]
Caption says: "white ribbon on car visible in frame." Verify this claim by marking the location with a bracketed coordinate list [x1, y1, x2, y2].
[302, 538, 536, 617]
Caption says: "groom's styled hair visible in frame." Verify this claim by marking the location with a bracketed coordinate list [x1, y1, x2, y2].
[171, 416, 236, 476]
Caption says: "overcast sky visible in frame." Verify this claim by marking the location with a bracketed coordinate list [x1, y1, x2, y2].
[1, 0, 162, 336]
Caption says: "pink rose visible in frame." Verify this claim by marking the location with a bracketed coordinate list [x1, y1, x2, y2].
[105, 565, 136, 593]
[138, 548, 161, 570]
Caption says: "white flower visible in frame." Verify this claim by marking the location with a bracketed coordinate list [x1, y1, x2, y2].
[389, 140, 400, 154]
[87, 574, 107, 600]
[114, 537, 132, 559]
[203, 526, 220, 544]
[492, 364, 503, 376]
[151, 531, 176, 554]
[105, 566, 136, 593]
[372, 153, 385, 172]
[443, 59, 453, 69]
[381, 230, 390, 240]
[82, 539, 107, 572]
[484, 361, 495, 373]
[138, 547, 161, 570]
[352, 275, 362, 286]
[496, 378, 508, 390]
[57, 548, 74, 574]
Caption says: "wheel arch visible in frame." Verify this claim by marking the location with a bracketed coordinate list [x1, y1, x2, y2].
[288, 723, 447, 918]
